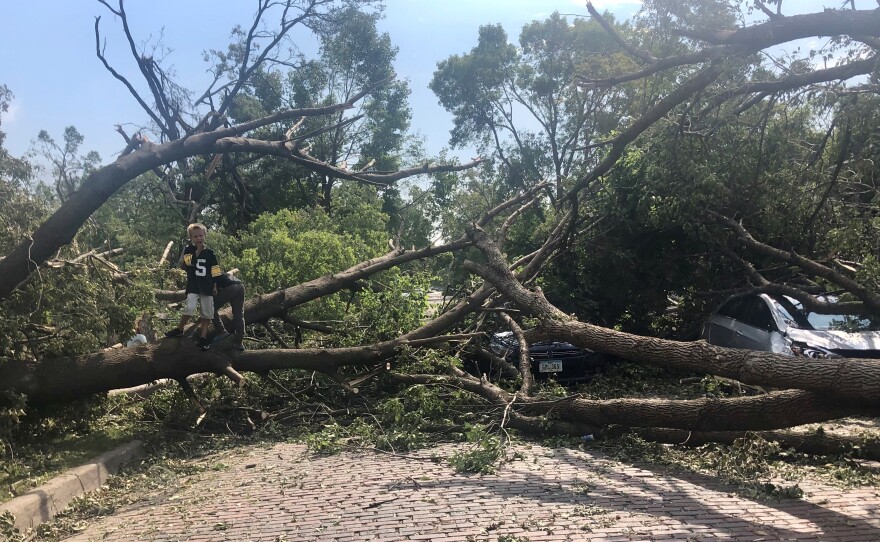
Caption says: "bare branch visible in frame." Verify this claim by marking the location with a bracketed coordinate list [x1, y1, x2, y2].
[711, 213, 880, 314]
[157, 241, 174, 266]
[578, 9, 880, 87]
[753, 0, 782, 20]
[499, 312, 534, 396]
[0, 74, 480, 299]
[684, 8, 880, 47]
[94, 15, 167, 134]
[699, 56, 877, 116]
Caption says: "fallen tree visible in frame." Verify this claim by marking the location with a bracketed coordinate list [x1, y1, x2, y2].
[3, 1, 880, 463]
[384, 2, 880, 455]
[0, 183, 549, 402]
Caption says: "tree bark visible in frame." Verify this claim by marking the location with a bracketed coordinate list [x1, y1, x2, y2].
[542, 319, 880, 404]
[531, 390, 871, 432]
[1, 333, 470, 404]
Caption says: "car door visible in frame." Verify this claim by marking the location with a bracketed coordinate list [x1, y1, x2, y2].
[730, 296, 778, 351]
[703, 298, 743, 347]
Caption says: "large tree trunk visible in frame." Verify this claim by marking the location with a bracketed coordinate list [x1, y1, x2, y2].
[465, 226, 880, 404]
[542, 320, 880, 403]
[533, 390, 871, 431]
[1, 185, 555, 404]
[3, 331, 481, 404]
[376, 225, 880, 452]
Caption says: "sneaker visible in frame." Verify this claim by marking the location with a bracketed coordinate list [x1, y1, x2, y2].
[233, 342, 246, 352]
[198, 337, 211, 351]
[212, 331, 232, 344]
[165, 328, 183, 338]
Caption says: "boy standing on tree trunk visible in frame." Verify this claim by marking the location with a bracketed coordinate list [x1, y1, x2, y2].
[165, 223, 222, 351]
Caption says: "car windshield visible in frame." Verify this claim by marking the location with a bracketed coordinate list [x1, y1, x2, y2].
[769, 295, 877, 332]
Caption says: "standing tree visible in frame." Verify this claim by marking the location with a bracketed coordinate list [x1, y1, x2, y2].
[430, 12, 626, 201]
[212, 5, 416, 228]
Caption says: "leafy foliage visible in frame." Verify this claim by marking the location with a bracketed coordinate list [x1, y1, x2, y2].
[0, 264, 155, 362]
[303, 379, 490, 456]
[0, 86, 32, 188]
[448, 423, 507, 474]
[334, 272, 431, 345]
[222, 183, 389, 291]
[430, 12, 625, 200]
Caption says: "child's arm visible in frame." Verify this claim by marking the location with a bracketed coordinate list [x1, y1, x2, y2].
[176, 246, 190, 270]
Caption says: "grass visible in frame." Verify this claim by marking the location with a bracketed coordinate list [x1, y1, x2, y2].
[1, 431, 244, 542]
[2, 416, 142, 502]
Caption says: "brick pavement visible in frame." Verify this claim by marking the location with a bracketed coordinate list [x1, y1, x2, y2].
[62, 442, 880, 541]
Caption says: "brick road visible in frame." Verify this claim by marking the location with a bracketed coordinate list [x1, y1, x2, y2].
[63, 442, 880, 541]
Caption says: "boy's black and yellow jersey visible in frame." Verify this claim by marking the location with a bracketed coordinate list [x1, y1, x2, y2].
[181, 245, 222, 295]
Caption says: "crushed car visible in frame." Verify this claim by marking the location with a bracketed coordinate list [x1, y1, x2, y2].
[701, 293, 880, 358]
[466, 331, 611, 383]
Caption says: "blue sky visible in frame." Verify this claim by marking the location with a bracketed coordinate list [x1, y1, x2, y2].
[1, 0, 642, 164]
[0, 0, 843, 166]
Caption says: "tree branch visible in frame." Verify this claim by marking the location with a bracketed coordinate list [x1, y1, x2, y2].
[711, 213, 880, 314]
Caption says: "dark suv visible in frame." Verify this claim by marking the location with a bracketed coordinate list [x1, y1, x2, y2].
[478, 332, 610, 383]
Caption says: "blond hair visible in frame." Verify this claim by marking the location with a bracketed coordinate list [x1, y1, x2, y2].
[187, 223, 207, 237]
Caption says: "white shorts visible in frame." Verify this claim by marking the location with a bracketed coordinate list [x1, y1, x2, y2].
[183, 293, 214, 320]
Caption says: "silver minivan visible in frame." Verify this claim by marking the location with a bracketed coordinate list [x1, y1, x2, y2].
[701, 293, 880, 358]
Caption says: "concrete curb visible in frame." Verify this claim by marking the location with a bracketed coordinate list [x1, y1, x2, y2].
[0, 440, 145, 532]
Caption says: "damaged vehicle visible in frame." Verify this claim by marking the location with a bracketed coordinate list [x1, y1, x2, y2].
[467, 331, 611, 383]
[701, 293, 880, 358]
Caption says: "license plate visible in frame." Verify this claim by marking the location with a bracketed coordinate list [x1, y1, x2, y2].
[539, 360, 562, 372]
